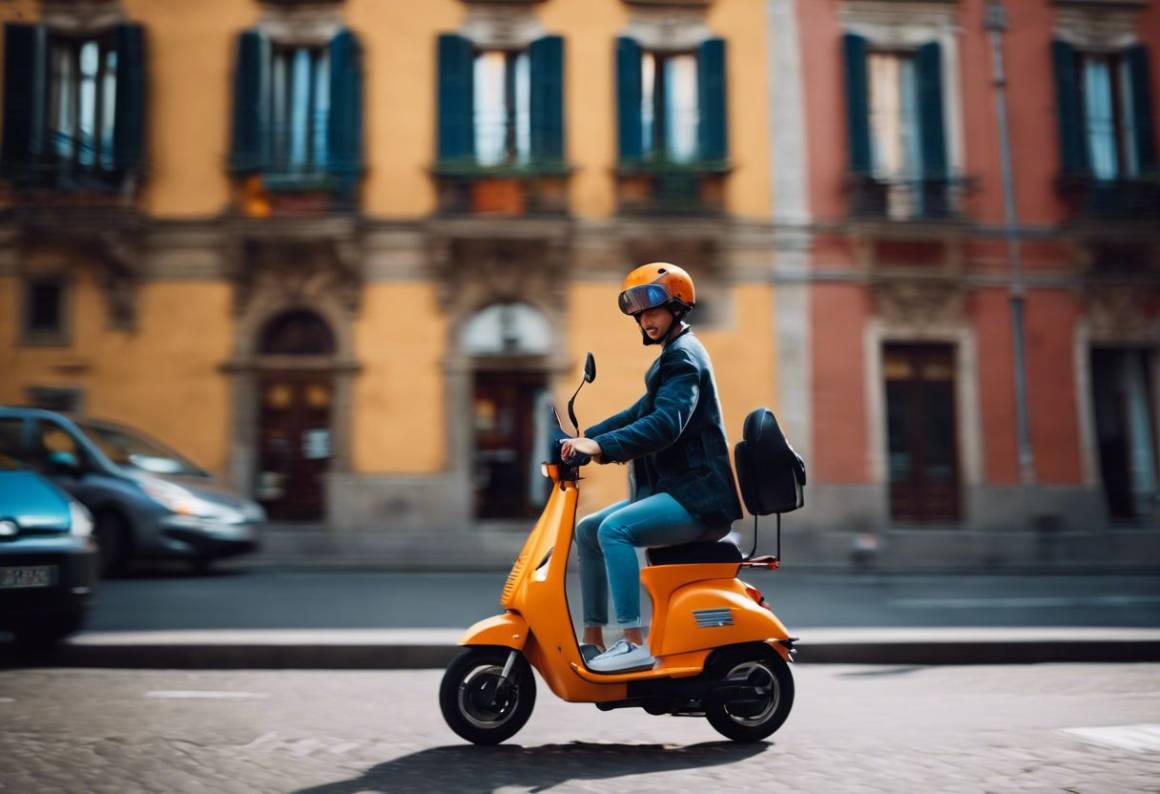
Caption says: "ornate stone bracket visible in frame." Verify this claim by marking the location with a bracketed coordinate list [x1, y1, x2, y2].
[871, 274, 967, 328]
[224, 220, 365, 318]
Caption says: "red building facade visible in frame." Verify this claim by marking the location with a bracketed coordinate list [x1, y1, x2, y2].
[772, 0, 1160, 567]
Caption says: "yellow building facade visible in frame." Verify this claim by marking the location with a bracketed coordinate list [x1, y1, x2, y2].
[1, 0, 780, 540]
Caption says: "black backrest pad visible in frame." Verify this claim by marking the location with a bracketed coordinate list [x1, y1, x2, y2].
[733, 407, 806, 516]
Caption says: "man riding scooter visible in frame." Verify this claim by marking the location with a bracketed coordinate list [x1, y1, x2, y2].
[561, 262, 743, 672]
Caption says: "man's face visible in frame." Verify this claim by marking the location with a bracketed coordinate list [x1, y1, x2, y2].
[637, 306, 673, 342]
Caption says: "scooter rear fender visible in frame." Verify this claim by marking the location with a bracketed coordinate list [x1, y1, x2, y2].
[459, 611, 529, 650]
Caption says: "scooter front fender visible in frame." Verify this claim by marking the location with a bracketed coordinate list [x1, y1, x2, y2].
[459, 611, 529, 650]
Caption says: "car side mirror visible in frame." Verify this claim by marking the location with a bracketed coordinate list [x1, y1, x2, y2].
[584, 353, 596, 384]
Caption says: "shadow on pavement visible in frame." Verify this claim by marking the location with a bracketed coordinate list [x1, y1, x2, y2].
[293, 740, 768, 793]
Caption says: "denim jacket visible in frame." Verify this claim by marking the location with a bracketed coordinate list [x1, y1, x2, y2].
[585, 327, 743, 537]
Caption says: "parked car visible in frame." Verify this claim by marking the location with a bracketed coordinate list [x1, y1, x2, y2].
[0, 409, 264, 576]
[0, 451, 97, 647]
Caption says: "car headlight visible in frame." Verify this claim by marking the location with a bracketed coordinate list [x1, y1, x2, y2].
[138, 478, 235, 520]
[69, 501, 93, 538]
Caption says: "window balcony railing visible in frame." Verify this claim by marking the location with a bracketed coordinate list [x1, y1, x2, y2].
[615, 159, 730, 216]
[1055, 174, 1160, 221]
[845, 174, 972, 223]
[432, 161, 571, 216]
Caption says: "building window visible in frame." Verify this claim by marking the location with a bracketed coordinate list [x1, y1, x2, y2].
[1052, 40, 1156, 187]
[21, 276, 69, 345]
[1, 23, 146, 188]
[843, 34, 952, 220]
[25, 386, 85, 414]
[1078, 52, 1140, 181]
[228, 28, 363, 200]
[474, 50, 531, 166]
[270, 44, 330, 174]
[641, 50, 699, 164]
[48, 34, 118, 174]
[1091, 347, 1158, 523]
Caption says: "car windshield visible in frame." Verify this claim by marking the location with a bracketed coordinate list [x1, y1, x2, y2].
[77, 421, 207, 477]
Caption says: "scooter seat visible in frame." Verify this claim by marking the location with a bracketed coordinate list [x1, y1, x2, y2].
[646, 541, 743, 566]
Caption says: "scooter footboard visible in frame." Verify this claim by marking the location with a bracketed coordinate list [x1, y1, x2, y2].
[459, 612, 529, 650]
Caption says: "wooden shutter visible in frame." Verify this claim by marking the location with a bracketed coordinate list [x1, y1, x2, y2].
[113, 23, 147, 174]
[530, 35, 565, 165]
[916, 41, 948, 180]
[1125, 44, 1157, 175]
[1, 23, 48, 177]
[229, 29, 269, 174]
[697, 37, 728, 164]
[1051, 39, 1089, 177]
[328, 28, 364, 177]
[842, 33, 872, 175]
[616, 36, 643, 163]
[437, 33, 474, 163]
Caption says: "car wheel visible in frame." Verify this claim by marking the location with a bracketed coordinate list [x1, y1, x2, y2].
[11, 611, 85, 652]
[94, 510, 131, 577]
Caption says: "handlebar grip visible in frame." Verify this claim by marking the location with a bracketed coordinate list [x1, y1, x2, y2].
[565, 451, 592, 466]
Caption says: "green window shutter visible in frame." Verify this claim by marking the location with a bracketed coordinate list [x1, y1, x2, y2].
[113, 23, 147, 174]
[530, 35, 565, 165]
[842, 33, 872, 174]
[616, 36, 643, 163]
[437, 33, 474, 162]
[697, 37, 728, 164]
[916, 41, 948, 180]
[328, 28, 364, 177]
[229, 29, 269, 174]
[1, 23, 48, 177]
[1051, 39, 1088, 177]
[1125, 44, 1157, 175]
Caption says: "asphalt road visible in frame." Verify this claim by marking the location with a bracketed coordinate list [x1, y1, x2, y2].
[83, 568, 1160, 632]
[1, 664, 1156, 792]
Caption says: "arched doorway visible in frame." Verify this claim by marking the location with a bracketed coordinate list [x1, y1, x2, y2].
[462, 302, 553, 519]
[254, 310, 336, 520]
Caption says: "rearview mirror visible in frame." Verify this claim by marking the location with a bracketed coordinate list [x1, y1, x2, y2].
[584, 353, 596, 383]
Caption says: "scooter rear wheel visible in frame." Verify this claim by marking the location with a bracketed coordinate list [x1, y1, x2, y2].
[704, 644, 794, 742]
[439, 646, 536, 745]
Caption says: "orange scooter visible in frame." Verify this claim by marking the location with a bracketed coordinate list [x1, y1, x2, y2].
[440, 353, 803, 744]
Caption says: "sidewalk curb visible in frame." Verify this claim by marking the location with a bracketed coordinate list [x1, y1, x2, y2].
[6, 628, 1160, 669]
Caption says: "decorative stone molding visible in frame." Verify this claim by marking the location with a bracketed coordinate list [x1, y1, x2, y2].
[870, 275, 966, 327]
[223, 219, 364, 317]
[461, 3, 546, 49]
[428, 232, 570, 317]
[40, 0, 125, 32]
[258, 1, 345, 46]
[1083, 282, 1160, 338]
[839, 1, 959, 39]
[623, 5, 712, 51]
[1054, 3, 1143, 49]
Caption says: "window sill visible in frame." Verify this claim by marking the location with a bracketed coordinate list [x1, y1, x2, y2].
[18, 332, 72, 348]
[615, 159, 732, 176]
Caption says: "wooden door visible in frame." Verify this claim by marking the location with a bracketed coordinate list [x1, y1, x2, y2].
[257, 375, 333, 521]
[473, 371, 546, 519]
[885, 344, 961, 522]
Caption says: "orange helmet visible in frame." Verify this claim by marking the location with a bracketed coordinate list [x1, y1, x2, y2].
[617, 262, 696, 317]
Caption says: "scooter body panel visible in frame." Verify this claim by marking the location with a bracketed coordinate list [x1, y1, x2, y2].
[659, 579, 790, 657]
[459, 612, 529, 650]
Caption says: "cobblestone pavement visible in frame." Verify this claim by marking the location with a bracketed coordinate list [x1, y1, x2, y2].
[0, 664, 1157, 793]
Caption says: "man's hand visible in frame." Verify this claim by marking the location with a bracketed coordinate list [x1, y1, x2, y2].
[561, 437, 603, 463]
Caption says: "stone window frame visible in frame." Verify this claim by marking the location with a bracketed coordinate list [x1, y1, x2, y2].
[19, 271, 73, 347]
[839, 1, 967, 188]
[1053, 2, 1144, 52]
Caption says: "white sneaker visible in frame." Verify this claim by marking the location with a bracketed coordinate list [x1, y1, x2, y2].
[587, 638, 655, 672]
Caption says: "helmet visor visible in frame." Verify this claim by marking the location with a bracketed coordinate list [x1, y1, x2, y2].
[618, 283, 670, 316]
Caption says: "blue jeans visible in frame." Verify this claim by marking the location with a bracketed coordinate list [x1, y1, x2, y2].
[575, 493, 708, 629]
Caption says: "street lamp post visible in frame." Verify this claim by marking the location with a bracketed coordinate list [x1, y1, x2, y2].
[986, 0, 1036, 485]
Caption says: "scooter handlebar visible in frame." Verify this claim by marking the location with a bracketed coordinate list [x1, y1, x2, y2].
[562, 451, 591, 466]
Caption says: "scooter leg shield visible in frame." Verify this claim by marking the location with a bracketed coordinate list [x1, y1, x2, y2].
[459, 612, 529, 650]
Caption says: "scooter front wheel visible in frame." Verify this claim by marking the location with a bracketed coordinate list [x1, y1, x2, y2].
[439, 646, 536, 745]
[704, 644, 794, 743]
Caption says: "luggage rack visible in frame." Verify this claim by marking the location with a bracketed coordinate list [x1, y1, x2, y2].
[740, 513, 781, 569]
